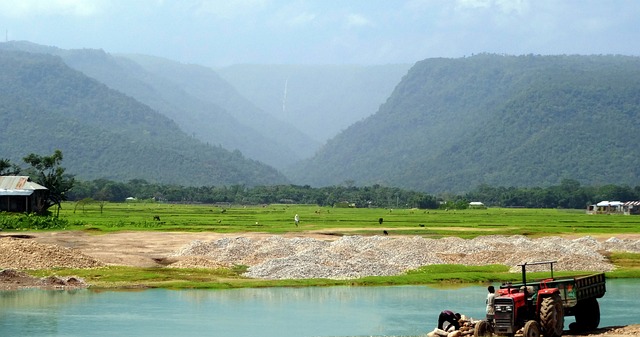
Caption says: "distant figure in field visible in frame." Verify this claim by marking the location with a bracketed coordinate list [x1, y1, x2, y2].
[378, 217, 384, 225]
[153, 215, 161, 221]
[294, 214, 299, 227]
[383, 230, 388, 235]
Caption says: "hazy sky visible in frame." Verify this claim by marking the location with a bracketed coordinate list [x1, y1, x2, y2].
[1, 0, 639, 67]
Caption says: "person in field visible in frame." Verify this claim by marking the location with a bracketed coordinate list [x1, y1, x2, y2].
[294, 214, 299, 227]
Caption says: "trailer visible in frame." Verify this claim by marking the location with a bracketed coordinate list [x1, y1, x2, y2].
[476, 261, 606, 337]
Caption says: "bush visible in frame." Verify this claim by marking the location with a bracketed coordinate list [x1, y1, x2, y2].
[0, 212, 69, 230]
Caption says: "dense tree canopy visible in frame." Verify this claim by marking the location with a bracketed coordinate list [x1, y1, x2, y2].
[68, 178, 640, 210]
[22, 150, 75, 216]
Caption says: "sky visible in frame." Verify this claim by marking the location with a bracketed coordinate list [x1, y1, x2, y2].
[1, 0, 639, 67]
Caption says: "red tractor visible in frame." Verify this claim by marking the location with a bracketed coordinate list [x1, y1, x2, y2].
[475, 261, 606, 337]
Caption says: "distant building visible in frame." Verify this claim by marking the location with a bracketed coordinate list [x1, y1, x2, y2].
[586, 200, 631, 215]
[623, 201, 640, 215]
[0, 176, 48, 213]
[469, 201, 486, 209]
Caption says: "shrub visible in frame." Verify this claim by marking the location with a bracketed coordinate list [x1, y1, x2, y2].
[0, 212, 69, 230]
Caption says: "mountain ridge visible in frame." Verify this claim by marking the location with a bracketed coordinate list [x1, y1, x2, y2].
[0, 48, 288, 186]
[286, 54, 640, 193]
[0, 41, 314, 169]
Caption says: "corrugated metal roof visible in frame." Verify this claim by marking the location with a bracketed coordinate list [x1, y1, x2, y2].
[0, 176, 47, 196]
[596, 200, 624, 207]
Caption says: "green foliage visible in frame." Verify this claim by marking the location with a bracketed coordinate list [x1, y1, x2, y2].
[0, 48, 288, 187]
[22, 150, 75, 216]
[0, 158, 20, 175]
[466, 180, 640, 208]
[608, 252, 640, 269]
[52, 203, 640, 238]
[68, 178, 640, 209]
[0, 212, 69, 230]
[288, 54, 640, 193]
[67, 179, 440, 208]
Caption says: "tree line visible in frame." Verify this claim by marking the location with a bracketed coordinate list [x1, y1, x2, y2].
[5, 151, 639, 211]
[69, 180, 440, 209]
[69, 178, 640, 210]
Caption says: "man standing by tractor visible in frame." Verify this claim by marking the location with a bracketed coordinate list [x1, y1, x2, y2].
[486, 285, 496, 322]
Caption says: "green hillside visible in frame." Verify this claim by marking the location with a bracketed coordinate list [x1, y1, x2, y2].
[0, 41, 316, 169]
[0, 49, 288, 186]
[120, 54, 321, 163]
[286, 54, 640, 193]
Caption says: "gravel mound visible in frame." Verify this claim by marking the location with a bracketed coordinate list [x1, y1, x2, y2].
[173, 235, 640, 280]
[0, 237, 104, 270]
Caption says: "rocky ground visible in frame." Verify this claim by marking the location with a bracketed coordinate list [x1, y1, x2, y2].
[1, 232, 639, 335]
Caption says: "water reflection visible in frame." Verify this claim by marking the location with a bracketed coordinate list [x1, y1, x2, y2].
[0, 279, 637, 337]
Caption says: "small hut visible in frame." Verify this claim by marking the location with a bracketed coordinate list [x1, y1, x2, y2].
[586, 201, 624, 215]
[469, 201, 486, 209]
[0, 176, 48, 213]
[623, 201, 640, 215]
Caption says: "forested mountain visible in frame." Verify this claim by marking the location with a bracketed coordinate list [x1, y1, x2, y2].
[216, 64, 411, 143]
[0, 49, 288, 186]
[0, 41, 316, 169]
[286, 54, 640, 193]
[117, 54, 320, 165]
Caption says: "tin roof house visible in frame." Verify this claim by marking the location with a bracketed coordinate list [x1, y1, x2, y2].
[586, 200, 640, 215]
[0, 176, 48, 213]
[623, 201, 640, 215]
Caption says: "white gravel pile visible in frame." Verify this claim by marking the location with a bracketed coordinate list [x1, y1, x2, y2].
[171, 235, 640, 280]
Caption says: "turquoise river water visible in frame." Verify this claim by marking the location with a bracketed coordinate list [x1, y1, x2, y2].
[0, 279, 637, 337]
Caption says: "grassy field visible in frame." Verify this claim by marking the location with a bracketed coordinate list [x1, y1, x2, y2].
[20, 202, 640, 288]
[60, 201, 640, 238]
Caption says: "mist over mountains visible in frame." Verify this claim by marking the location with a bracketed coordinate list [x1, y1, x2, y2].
[287, 54, 640, 193]
[1, 41, 639, 193]
[216, 64, 411, 144]
[0, 48, 286, 186]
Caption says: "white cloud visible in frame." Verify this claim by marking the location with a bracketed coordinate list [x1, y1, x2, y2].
[193, 0, 268, 19]
[455, 0, 529, 14]
[288, 12, 316, 26]
[0, 0, 106, 18]
[346, 13, 371, 28]
[455, 0, 491, 10]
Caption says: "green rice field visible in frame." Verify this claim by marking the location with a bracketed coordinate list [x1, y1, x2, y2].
[59, 201, 640, 238]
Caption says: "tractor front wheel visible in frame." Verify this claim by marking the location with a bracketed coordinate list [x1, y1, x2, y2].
[540, 294, 564, 337]
[523, 320, 541, 337]
[474, 320, 492, 337]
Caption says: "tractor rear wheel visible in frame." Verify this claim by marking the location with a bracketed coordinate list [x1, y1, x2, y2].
[539, 294, 564, 337]
[474, 320, 491, 337]
[574, 298, 600, 331]
[523, 320, 541, 337]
